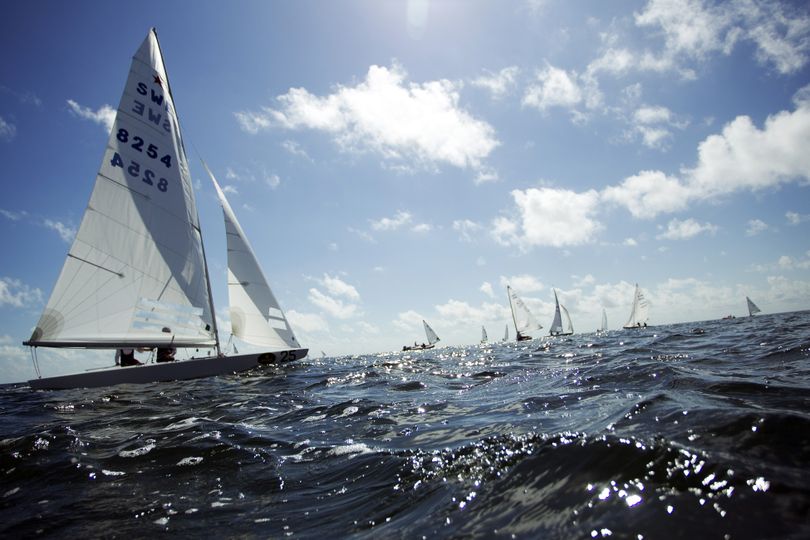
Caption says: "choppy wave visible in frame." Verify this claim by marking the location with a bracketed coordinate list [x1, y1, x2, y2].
[1, 311, 809, 538]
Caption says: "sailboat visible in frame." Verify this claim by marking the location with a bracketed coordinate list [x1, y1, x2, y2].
[598, 308, 608, 333]
[480, 326, 488, 344]
[23, 29, 306, 390]
[622, 283, 649, 329]
[503, 324, 509, 342]
[549, 289, 574, 336]
[507, 285, 543, 341]
[403, 320, 440, 351]
[746, 296, 761, 317]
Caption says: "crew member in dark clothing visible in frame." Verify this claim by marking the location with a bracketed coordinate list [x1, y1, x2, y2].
[156, 347, 177, 363]
[116, 348, 142, 367]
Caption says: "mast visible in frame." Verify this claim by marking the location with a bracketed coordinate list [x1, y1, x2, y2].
[153, 28, 221, 356]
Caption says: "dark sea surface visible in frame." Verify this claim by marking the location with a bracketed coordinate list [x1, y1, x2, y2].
[2, 311, 809, 538]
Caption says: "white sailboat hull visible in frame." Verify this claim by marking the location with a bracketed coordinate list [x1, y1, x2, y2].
[28, 348, 308, 390]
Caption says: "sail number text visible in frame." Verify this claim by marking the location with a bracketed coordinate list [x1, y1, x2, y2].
[110, 128, 172, 192]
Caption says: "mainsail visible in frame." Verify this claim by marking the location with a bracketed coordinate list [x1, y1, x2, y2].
[204, 162, 301, 351]
[560, 304, 574, 334]
[507, 285, 543, 340]
[481, 326, 488, 343]
[623, 283, 649, 329]
[549, 289, 573, 336]
[600, 308, 608, 333]
[25, 29, 216, 349]
[746, 296, 761, 317]
[423, 320, 440, 345]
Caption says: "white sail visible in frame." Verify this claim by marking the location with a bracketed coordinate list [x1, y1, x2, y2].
[481, 326, 488, 343]
[549, 289, 564, 335]
[423, 320, 440, 345]
[507, 285, 543, 340]
[26, 29, 215, 349]
[746, 296, 761, 316]
[600, 308, 608, 332]
[503, 324, 508, 342]
[561, 304, 574, 334]
[623, 283, 649, 328]
[205, 162, 301, 350]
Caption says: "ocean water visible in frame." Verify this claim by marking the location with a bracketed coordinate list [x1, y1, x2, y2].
[1, 311, 809, 538]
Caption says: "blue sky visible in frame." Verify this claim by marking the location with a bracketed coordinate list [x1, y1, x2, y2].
[2, 0, 810, 383]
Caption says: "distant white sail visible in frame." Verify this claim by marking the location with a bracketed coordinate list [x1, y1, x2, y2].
[600, 308, 608, 333]
[623, 284, 649, 329]
[423, 320, 440, 345]
[481, 325, 488, 343]
[205, 161, 301, 351]
[26, 29, 215, 349]
[746, 296, 761, 317]
[507, 285, 543, 341]
[561, 304, 574, 334]
[503, 324, 508, 342]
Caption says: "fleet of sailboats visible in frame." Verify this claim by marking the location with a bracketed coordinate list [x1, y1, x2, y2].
[24, 29, 306, 390]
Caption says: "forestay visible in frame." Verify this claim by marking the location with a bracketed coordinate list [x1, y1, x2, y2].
[25, 29, 215, 349]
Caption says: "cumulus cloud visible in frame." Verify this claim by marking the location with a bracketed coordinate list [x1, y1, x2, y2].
[631, 105, 689, 149]
[0, 277, 43, 308]
[393, 310, 425, 332]
[308, 288, 358, 319]
[522, 64, 601, 115]
[492, 187, 602, 248]
[321, 274, 360, 301]
[434, 299, 511, 325]
[786, 211, 810, 225]
[370, 210, 412, 231]
[452, 219, 482, 242]
[286, 310, 329, 333]
[656, 218, 718, 240]
[235, 63, 499, 176]
[471, 66, 520, 99]
[746, 218, 769, 236]
[66, 99, 115, 132]
[635, 0, 810, 75]
[480, 281, 495, 298]
[499, 274, 544, 293]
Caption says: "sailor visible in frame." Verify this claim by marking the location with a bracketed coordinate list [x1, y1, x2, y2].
[156, 346, 177, 363]
[116, 348, 142, 367]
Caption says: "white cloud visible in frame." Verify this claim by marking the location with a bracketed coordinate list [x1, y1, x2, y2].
[522, 65, 584, 112]
[236, 63, 499, 176]
[0, 277, 43, 308]
[623, 237, 639, 246]
[393, 309, 425, 332]
[656, 218, 718, 240]
[1, 209, 27, 221]
[0, 115, 16, 141]
[370, 210, 412, 231]
[480, 281, 495, 298]
[499, 274, 544, 293]
[786, 211, 810, 225]
[308, 288, 358, 319]
[452, 219, 482, 242]
[222, 185, 238, 195]
[471, 66, 520, 99]
[630, 105, 688, 150]
[746, 218, 769, 236]
[635, 0, 810, 75]
[43, 219, 76, 243]
[411, 223, 432, 233]
[320, 274, 360, 301]
[281, 139, 312, 160]
[265, 173, 281, 189]
[66, 99, 115, 132]
[286, 310, 329, 333]
[434, 299, 511, 325]
[493, 187, 602, 248]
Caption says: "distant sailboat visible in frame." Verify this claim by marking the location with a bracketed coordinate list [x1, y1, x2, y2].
[549, 289, 574, 336]
[622, 283, 649, 329]
[481, 326, 488, 344]
[402, 320, 440, 351]
[746, 296, 761, 317]
[507, 285, 543, 341]
[599, 308, 608, 333]
[503, 324, 508, 342]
